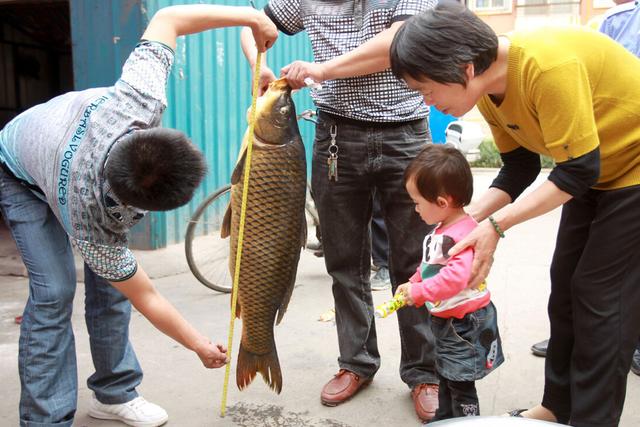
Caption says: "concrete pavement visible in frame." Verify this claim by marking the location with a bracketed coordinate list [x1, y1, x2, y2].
[1, 169, 639, 426]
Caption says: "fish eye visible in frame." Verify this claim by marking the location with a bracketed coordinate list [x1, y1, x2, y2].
[279, 106, 289, 115]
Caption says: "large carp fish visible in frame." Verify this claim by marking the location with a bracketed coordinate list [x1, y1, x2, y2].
[221, 78, 307, 394]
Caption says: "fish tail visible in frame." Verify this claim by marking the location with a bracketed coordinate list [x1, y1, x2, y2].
[236, 343, 282, 394]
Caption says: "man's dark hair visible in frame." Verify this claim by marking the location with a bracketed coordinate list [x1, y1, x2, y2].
[404, 144, 473, 208]
[390, 1, 498, 87]
[105, 128, 207, 211]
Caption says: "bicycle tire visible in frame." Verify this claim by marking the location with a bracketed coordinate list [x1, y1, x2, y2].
[185, 183, 320, 293]
[185, 184, 233, 293]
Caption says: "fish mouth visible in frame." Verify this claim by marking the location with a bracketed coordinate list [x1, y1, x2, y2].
[254, 78, 292, 119]
[268, 77, 293, 93]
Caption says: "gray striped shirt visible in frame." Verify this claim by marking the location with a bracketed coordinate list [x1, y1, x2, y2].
[0, 41, 173, 281]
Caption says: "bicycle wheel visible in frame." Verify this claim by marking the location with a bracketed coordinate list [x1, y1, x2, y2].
[185, 184, 233, 293]
[186, 182, 319, 292]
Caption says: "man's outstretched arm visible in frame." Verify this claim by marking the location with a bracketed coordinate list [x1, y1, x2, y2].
[142, 4, 278, 51]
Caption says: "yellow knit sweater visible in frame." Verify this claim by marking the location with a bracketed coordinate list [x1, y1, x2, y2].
[478, 26, 640, 190]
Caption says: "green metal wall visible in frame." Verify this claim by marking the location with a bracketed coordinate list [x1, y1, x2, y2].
[70, 0, 315, 249]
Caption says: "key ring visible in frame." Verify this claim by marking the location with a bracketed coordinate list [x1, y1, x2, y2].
[330, 124, 337, 139]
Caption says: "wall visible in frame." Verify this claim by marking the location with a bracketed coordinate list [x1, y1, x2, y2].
[70, 0, 315, 249]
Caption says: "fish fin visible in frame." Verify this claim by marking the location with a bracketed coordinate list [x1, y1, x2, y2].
[234, 297, 241, 319]
[276, 282, 294, 326]
[231, 151, 247, 185]
[221, 202, 232, 238]
[276, 212, 305, 324]
[236, 343, 282, 394]
[230, 146, 248, 185]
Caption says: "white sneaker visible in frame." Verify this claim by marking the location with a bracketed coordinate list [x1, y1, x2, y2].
[89, 394, 169, 427]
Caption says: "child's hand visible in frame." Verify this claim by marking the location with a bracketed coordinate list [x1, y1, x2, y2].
[396, 282, 415, 306]
[196, 339, 229, 369]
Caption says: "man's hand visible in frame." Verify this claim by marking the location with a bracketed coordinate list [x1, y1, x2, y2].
[251, 11, 278, 52]
[195, 339, 229, 369]
[281, 60, 326, 90]
[395, 282, 415, 306]
[448, 220, 500, 289]
[253, 66, 277, 96]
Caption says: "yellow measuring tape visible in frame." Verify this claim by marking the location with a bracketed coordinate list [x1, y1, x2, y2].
[220, 52, 262, 417]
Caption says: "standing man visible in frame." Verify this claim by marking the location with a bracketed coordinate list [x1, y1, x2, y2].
[241, 1, 439, 422]
[390, 2, 640, 425]
[0, 5, 277, 427]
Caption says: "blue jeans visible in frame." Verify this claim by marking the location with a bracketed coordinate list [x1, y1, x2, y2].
[0, 167, 142, 427]
[311, 112, 438, 387]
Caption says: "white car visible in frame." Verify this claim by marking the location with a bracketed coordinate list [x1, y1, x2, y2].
[445, 120, 485, 162]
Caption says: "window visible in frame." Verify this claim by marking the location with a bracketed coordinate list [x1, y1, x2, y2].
[592, 0, 615, 9]
[469, 0, 513, 13]
[516, 0, 580, 16]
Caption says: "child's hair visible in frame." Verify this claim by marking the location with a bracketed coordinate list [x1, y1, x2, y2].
[390, 1, 498, 87]
[403, 144, 473, 208]
[104, 127, 207, 211]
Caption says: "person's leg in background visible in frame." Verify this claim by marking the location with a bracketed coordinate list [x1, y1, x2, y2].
[0, 168, 79, 426]
[370, 190, 390, 291]
[531, 338, 549, 357]
[305, 186, 324, 257]
[631, 338, 640, 376]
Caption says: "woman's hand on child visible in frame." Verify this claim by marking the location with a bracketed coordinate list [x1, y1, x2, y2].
[448, 220, 499, 289]
[195, 339, 229, 369]
[396, 282, 415, 306]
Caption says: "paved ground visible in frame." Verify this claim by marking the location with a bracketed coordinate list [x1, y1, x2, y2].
[1, 169, 639, 426]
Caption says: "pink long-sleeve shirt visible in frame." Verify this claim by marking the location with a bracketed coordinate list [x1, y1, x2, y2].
[409, 215, 491, 319]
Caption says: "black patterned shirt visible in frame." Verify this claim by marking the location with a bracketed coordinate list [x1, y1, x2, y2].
[265, 0, 435, 122]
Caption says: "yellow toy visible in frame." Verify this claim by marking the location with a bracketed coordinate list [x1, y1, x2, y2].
[375, 293, 406, 318]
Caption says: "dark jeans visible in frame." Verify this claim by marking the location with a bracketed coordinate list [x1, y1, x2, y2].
[311, 112, 437, 387]
[542, 185, 640, 427]
[432, 374, 479, 421]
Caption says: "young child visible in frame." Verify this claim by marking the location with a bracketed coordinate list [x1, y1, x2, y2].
[396, 144, 504, 421]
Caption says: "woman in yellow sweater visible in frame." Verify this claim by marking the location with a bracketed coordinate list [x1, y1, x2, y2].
[390, 2, 640, 426]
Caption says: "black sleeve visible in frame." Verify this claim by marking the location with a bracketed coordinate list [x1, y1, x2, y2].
[490, 146, 541, 202]
[264, 5, 296, 35]
[548, 147, 600, 197]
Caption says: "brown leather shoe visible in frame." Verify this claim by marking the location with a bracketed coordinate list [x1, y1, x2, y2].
[412, 383, 439, 422]
[320, 369, 372, 406]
